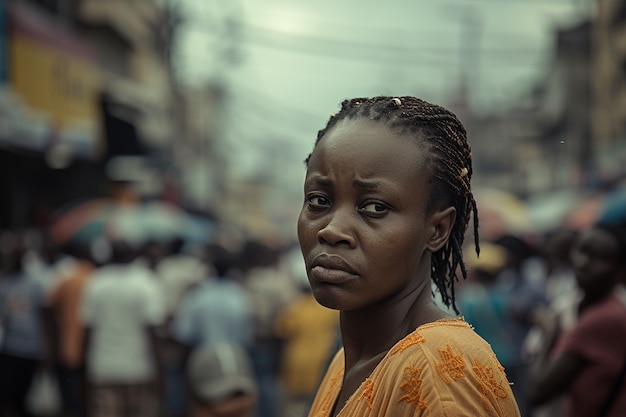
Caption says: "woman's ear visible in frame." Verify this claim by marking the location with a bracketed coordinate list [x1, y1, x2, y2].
[426, 206, 456, 252]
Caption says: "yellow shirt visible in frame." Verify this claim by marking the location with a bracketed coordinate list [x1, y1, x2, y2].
[274, 293, 339, 397]
[307, 318, 521, 417]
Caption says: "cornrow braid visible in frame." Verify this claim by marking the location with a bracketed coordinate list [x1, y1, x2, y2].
[305, 96, 480, 314]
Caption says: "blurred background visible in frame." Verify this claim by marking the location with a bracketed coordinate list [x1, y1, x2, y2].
[0, 0, 624, 245]
[0, 0, 626, 244]
[2, 2, 626, 417]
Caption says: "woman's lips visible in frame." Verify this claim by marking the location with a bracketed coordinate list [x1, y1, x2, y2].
[310, 255, 358, 283]
[311, 265, 358, 283]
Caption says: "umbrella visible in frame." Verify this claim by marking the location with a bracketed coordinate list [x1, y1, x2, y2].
[563, 193, 605, 230]
[526, 189, 586, 232]
[138, 201, 188, 242]
[49, 198, 215, 249]
[48, 198, 124, 247]
[473, 187, 533, 241]
[598, 187, 626, 225]
[134, 201, 215, 244]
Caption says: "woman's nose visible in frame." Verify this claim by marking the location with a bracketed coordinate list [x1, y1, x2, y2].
[317, 209, 356, 247]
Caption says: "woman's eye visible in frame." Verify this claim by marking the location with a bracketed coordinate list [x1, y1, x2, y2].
[359, 202, 389, 216]
[307, 195, 330, 208]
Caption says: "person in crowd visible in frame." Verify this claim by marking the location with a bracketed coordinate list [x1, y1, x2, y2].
[137, 238, 189, 417]
[490, 235, 547, 416]
[80, 237, 166, 417]
[523, 228, 580, 417]
[25, 229, 79, 291]
[0, 229, 48, 417]
[140, 239, 169, 273]
[297, 96, 521, 416]
[157, 237, 209, 322]
[171, 243, 253, 354]
[240, 240, 296, 417]
[42, 241, 95, 417]
[529, 222, 626, 417]
[457, 243, 516, 376]
[185, 342, 258, 417]
[539, 228, 579, 302]
[531, 228, 581, 329]
[273, 248, 340, 417]
[171, 243, 254, 416]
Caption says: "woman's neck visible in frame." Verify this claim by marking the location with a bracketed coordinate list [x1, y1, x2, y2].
[339, 278, 448, 368]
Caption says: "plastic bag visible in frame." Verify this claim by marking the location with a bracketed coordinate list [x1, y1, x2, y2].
[26, 370, 62, 416]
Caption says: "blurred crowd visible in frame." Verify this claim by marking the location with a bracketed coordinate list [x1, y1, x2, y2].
[2, 193, 626, 417]
[456, 218, 626, 417]
[0, 216, 339, 417]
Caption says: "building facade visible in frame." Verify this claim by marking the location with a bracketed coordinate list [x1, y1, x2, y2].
[0, 0, 179, 229]
[592, 0, 626, 183]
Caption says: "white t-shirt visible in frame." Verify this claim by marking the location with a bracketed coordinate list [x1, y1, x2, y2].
[156, 254, 209, 316]
[81, 262, 165, 384]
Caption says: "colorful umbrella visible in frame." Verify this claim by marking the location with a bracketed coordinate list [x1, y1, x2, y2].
[598, 187, 626, 225]
[49, 198, 215, 248]
[473, 187, 533, 241]
[526, 189, 586, 232]
[48, 198, 124, 247]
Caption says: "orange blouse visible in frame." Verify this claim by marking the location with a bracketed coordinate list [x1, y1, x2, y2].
[307, 318, 521, 417]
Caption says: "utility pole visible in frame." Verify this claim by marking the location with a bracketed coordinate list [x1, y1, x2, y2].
[447, 6, 482, 120]
[459, 9, 482, 98]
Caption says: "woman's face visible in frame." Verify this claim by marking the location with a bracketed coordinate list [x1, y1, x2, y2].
[297, 118, 450, 312]
[570, 227, 620, 293]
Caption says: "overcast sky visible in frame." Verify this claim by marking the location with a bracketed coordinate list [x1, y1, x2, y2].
[174, 0, 591, 227]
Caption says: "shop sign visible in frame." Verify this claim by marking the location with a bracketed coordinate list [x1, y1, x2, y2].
[6, 1, 100, 157]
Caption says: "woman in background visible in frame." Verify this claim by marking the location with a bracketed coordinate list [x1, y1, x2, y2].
[529, 222, 626, 417]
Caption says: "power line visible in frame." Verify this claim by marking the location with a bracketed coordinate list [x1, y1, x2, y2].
[229, 84, 327, 122]
[182, 18, 545, 66]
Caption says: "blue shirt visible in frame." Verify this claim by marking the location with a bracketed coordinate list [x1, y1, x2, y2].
[0, 272, 46, 359]
[171, 279, 253, 350]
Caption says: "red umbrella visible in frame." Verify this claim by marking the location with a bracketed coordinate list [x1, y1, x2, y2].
[49, 198, 213, 249]
[48, 198, 123, 247]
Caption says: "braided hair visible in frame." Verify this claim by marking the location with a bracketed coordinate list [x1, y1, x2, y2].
[305, 96, 480, 313]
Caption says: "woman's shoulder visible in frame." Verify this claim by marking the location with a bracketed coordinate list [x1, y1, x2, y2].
[368, 318, 520, 416]
[415, 317, 487, 344]
[388, 318, 497, 363]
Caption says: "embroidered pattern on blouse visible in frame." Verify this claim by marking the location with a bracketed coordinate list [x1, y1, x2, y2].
[471, 358, 509, 412]
[398, 366, 429, 410]
[361, 379, 374, 410]
[492, 354, 507, 376]
[319, 367, 343, 416]
[436, 343, 466, 384]
[390, 331, 426, 355]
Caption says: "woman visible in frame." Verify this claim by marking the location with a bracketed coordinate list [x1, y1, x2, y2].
[297, 96, 521, 416]
[529, 223, 626, 417]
